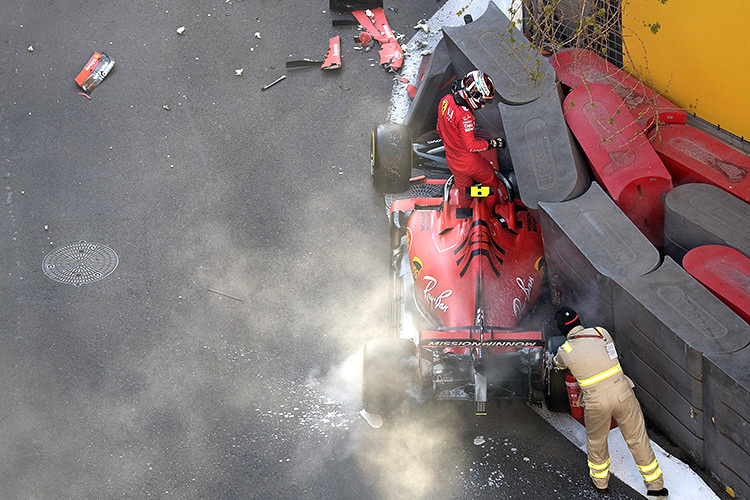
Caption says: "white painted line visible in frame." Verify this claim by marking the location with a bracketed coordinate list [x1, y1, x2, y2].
[532, 405, 720, 499]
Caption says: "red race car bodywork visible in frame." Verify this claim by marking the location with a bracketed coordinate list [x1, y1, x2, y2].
[396, 182, 545, 343]
[366, 169, 556, 416]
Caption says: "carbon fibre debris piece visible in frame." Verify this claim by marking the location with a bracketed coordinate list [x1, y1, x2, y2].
[329, 0, 382, 12]
[332, 19, 359, 26]
[355, 31, 372, 47]
[286, 58, 323, 69]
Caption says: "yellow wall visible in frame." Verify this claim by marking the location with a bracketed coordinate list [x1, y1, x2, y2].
[622, 0, 750, 139]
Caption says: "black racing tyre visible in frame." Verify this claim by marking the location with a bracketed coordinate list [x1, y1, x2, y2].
[371, 123, 412, 194]
[362, 338, 418, 415]
[545, 335, 571, 413]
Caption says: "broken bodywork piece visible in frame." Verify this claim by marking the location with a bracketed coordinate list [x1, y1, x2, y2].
[354, 31, 372, 48]
[352, 8, 403, 71]
[75, 52, 115, 93]
[286, 58, 323, 69]
[286, 36, 341, 70]
[321, 35, 341, 70]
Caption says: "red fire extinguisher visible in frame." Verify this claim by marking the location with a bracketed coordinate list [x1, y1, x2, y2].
[565, 371, 618, 429]
[565, 371, 585, 424]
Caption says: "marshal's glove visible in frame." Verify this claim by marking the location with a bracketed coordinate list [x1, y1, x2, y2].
[545, 351, 559, 372]
[488, 137, 506, 149]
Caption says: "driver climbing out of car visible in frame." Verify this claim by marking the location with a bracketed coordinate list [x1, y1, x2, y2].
[436, 69, 507, 210]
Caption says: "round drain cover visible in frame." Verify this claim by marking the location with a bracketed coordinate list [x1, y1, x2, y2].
[42, 241, 119, 286]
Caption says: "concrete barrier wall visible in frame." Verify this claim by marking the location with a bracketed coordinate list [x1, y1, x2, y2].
[538, 182, 661, 330]
[404, 38, 454, 140]
[664, 183, 750, 264]
[703, 348, 750, 499]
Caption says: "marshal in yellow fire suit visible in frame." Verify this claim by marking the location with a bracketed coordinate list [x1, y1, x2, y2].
[552, 307, 666, 495]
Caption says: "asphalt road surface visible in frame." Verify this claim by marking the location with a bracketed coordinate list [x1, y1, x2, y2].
[0, 1, 720, 499]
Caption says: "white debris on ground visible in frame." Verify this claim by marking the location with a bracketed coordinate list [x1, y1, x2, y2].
[249, 351, 364, 440]
[461, 435, 578, 497]
[532, 404, 720, 499]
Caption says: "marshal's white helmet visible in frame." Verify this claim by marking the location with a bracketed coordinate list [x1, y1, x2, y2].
[459, 70, 495, 110]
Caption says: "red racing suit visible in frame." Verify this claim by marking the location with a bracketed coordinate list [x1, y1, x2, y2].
[436, 93, 501, 209]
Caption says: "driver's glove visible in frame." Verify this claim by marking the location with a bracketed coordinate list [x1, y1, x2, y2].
[488, 137, 506, 149]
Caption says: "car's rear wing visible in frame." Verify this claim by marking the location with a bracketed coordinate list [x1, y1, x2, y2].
[420, 328, 543, 348]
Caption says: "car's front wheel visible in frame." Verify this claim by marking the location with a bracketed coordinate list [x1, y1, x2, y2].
[371, 123, 412, 194]
[362, 338, 417, 415]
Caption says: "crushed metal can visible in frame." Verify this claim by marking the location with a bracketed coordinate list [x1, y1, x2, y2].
[75, 52, 115, 93]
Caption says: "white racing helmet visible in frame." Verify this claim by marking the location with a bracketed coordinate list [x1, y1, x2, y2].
[459, 70, 495, 110]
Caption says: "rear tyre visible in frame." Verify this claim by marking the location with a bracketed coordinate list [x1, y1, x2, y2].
[371, 124, 412, 194]
[545, 335, 571, 413]
[362, 338, 417, 415]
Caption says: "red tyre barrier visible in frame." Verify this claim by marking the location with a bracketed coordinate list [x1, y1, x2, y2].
[649, 124, 750, 203]
[683, 245, 750, 324]
[563, 83, 673, 248]
[551, 48, 686, 132]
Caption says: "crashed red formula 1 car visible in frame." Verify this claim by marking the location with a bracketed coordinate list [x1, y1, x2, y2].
[364, 124, 567, 416]
[361, 4, 585, 417]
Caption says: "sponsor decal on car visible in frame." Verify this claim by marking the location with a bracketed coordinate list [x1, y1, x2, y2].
[423, 276, 452, 312]
[420, 339, 543, 347]
[512, 275, 535, 317]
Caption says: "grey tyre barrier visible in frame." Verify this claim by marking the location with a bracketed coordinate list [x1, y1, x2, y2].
[442, 2, 556, 106]
[538, 182, 661, 330]
[703, 347, 750, 500]
[499, 85, 589, 210]
[613, 257, 750, 465]
[664, 182, 750, 264]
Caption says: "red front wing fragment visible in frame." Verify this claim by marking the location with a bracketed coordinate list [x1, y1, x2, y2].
[352, 8, 403, 71]
[321, 35, 342, 70]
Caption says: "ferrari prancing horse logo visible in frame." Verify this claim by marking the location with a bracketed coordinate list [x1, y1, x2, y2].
[411, 256, 423, 279]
